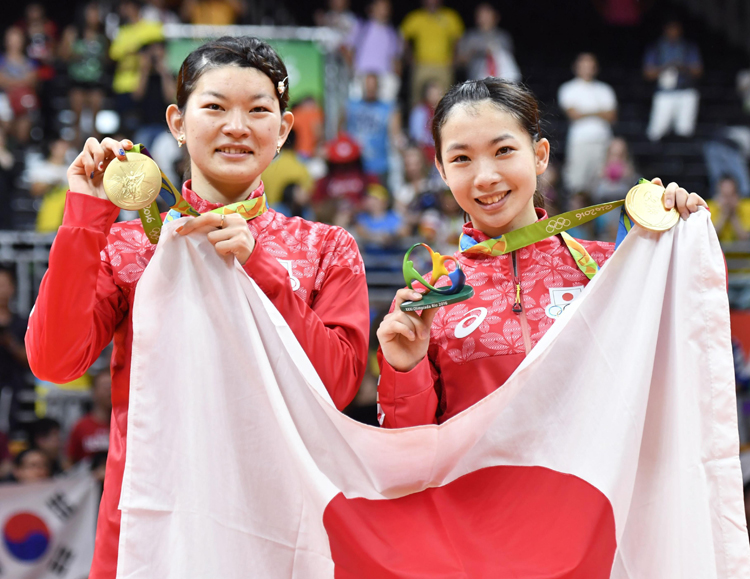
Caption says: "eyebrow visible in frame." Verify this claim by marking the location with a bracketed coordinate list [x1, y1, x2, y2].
[200, 91, 275, 101]
[445, 133, 516, 153]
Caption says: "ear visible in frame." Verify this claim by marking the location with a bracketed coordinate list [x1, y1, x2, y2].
[434, 156, 449, 186]
[534, 138, 550, 176]
[165, 104, 184, 142]
[276, 111, 295, 149]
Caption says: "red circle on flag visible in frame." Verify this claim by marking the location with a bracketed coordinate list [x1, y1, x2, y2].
[562, 292, 574, 301]
[323, 465, 616, 578]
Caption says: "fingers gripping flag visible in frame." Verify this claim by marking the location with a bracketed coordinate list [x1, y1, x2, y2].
[118, 211, 750, 579]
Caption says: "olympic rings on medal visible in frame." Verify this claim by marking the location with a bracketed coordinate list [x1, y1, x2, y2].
[402, 243, 466, 296]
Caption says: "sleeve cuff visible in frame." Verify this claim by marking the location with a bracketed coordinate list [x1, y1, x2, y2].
[241, 242, 291, 297]
[62, 192, 121, 232]
[379, 355, 434, 400]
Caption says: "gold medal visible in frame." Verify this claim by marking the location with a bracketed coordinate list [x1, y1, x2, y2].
[103, 152, 162, 211]
[624, 181, 680, 232]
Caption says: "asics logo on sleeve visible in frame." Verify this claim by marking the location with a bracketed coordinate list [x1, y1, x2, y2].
[454, 307, 488, 339]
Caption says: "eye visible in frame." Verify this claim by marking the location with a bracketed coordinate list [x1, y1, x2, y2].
[205, 103, 223, 111]
[450, 155, 469, 163]
[496, 146, 513, 156]
[250, 106, 270, 113]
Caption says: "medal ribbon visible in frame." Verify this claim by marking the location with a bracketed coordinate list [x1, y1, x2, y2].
[131, 144, 268, 244]
[459, 198, 635, 280]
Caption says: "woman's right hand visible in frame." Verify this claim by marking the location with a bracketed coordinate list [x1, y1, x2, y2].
[377, 288, 439, 373]
[67, 137, 133, 199]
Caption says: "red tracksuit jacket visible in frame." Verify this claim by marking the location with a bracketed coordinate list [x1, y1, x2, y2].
[26, 182, 369, 579]
[378, 210, 614, 428]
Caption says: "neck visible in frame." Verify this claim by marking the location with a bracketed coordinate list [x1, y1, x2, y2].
[191, 173, 261, 205]
[92, 406, 111, 424]
[472, 203, 538, 239]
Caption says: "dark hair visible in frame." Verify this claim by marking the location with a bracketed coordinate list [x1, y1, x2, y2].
[14, 447, 48, 468]
[176, 36, 289, 112]
[29, 417, 61, 442]
[432, 78, 546, 208]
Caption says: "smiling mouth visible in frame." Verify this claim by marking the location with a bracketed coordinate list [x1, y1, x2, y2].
[216, 147, 253, 154]
[476, 191, 510, 205]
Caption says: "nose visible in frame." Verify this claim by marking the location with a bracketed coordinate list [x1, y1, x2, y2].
[473, 157, 501, 191]
[221, 108, 250, 138]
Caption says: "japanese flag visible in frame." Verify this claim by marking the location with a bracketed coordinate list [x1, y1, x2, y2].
[118, 210, 750, 578]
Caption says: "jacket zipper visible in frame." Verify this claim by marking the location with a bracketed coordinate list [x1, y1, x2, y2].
[511, 251, 532, 355]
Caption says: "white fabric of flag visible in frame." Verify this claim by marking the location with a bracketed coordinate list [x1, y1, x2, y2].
[0, 465, 98, 579]
[118, 210, 750, 579]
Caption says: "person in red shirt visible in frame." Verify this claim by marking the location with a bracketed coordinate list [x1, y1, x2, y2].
[26, 36, 369, 579]
[376, 78, 708, 428]
[67, 370, 111, 464]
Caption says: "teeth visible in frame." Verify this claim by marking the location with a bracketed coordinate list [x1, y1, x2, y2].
[218, 148, 249, 154]
[477, 192, 508, 205]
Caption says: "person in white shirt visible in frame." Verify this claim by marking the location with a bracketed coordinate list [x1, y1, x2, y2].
[558, 53, 617, 194]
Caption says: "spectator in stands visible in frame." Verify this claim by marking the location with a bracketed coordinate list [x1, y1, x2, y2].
[27, 137, 73, 233]
[262, 130, 313, 206]
[276, 183, 315, 221]
[400, 0, 463, 106]
[60, 2, 109, 144]
[393, 145, 438, 213]
[18, 3, 57, 85]
[457, 4, 520, 83]
[313, 133, 377, 223]
[141, 0, 181, 24]
[592, 137, 636, 202]
[0, 431, 11, 479]
[28, 418, 65, 475]
[346, 0, 403, 103]
[7, 448, 50, 483]
[703, 129, 750, 199]
[109, 0, 164, 133]
[409, 78, 444, 165]
[0, 127, 23, 229]
[133, 42, 175, 149]
[708, 175, 750, 243]
[181, 0, 247, 25]
[643, 20, 702, 142]
[68, 370, 111, 465]
[347, 73, 404, 185]
[354, 183, 406, 251]
[0, 265, 30, 432]
[291, 96, 324, 159]
[0, 27, 38, 146]
[558, 52, 617, 195]
[314, 0, 357, 39]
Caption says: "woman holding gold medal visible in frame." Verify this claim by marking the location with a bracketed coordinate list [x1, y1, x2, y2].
[377, 78, 708, 428]
[26, 37, 369, 578]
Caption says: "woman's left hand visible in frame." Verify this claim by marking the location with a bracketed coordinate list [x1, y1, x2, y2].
[652, 177, 708, 220]
[176, 213, 255, 265]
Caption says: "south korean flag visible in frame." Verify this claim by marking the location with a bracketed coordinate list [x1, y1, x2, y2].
[0, 465, 98, 578]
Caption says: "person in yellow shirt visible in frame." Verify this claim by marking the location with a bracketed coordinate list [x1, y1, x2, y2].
[109, 0, 164, 131]
[262, 130, 314, 206]
[400, 0, 464, 105]
[707, 175, 750, 243]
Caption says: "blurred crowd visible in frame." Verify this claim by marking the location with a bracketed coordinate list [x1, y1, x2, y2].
[0, 0, 748, 243]
[0, 0, 750, 531]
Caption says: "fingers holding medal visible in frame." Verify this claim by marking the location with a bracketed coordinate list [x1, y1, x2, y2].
[67, 137, 134, 201]
[625, 177, 707, 231]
